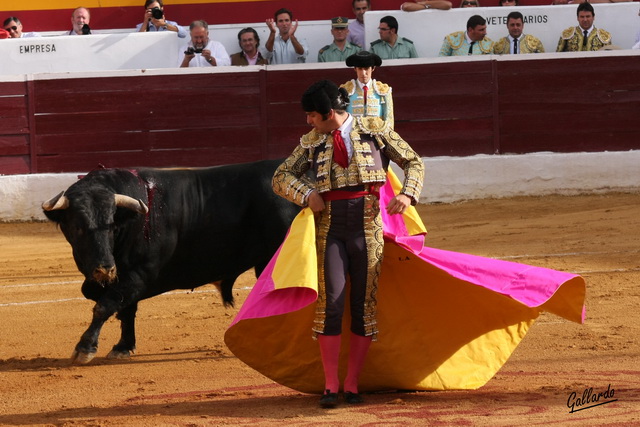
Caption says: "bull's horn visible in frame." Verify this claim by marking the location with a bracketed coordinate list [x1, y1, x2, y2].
[42, 192, 69, 211]
[114, 194, 149, 214]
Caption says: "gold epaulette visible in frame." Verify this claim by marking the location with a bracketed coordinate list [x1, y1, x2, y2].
[401, 37, 414, 44]
[300, 129, 327, 148]
[493, 37, 509, 54]
[355, 116, 388, 135]
[596, 28, 612, 44]
[446, 31, 465, 50]
[319, 44, 330, 54]
[341, 80, 356, 95]
[561, 27, 576, 40]
[374, 80, 391, 95]
[523, 35, 537, 51]
[479, 37, 494, 54]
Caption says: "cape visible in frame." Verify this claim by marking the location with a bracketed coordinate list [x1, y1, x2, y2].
[224, 171, 586, 394]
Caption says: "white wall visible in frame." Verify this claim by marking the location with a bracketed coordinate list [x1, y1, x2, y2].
[2, 151, 639, 221]
[2, 2, 638, 76]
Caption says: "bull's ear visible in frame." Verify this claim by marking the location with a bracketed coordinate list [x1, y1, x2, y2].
[114, 194, 148, 215]
[42, 191, 69, 211]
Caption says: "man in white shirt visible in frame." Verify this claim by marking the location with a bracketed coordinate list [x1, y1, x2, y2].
[179, 20, 231, 68]
[264, 8, 309, 64]
[3, 17, 41, 38]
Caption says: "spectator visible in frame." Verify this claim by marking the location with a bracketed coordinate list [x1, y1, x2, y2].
[137, 0, 187, 38]
[401, 0, 452, 11]
[179, 20, 230, 68]
[439, 15, 493, 56]
[370, 16, 418, 59]
[341, 51, 394, 127]
[493, 11, 545, 54]
[499, 0, 518, 5]
[265, 8, 309, 64]
[318, 17, 361, 62]
[68, 7, 91, 35]
[231, 27, 268, 65]
[460, 0, 480, 7]
[348, 0, 369, 48]
[556, 2, 611, 52]
[3, 17, 41, 38]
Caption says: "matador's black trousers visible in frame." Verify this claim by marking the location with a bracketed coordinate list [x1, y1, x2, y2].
[313, 192, 384, 338]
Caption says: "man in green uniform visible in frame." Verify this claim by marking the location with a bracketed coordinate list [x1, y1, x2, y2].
[370, 15, 418, 59]
[318, 17, 362, 62]
[556, 2, 612, 52]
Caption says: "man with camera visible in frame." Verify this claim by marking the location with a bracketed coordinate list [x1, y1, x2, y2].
[179, 20, 231, 68]
[137, 0, 187, 38]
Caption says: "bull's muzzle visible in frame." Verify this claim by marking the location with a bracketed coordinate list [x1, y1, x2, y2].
[93, 265, 117, 283]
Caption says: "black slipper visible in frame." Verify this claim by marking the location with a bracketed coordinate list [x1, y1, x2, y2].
[320, 389, 339, 408]
[344, 391, 364, 404]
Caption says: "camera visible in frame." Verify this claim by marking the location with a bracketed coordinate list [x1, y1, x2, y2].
[151, 7, 163, 19]
[184, 47, 204, 55]
[184, 47, 203, 55]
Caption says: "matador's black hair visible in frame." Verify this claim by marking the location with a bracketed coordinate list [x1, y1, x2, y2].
[301, 80, 349, 114]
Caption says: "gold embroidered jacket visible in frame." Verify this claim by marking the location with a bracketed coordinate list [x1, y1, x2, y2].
[272, 116, 424, 207]
[556, 26, 612, 52]
[493, 34, 545, 54]
[341, 79, 394, 129]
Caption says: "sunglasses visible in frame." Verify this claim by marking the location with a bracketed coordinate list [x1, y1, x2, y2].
[4, 25, 18, 31]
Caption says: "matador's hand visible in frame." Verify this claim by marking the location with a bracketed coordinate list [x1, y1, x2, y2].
[386, 194, 411, 215]
[307, 190, 326, 213]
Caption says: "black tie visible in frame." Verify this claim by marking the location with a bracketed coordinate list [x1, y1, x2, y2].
[583, 30, 588, 47]
[513, 37, 518, 54]
[468, 41, 475, 55]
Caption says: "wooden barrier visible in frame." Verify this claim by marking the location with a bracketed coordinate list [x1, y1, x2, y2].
[1, 51, 639, 175]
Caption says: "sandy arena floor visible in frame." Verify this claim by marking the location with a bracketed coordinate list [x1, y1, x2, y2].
[1, 193, 639, 426]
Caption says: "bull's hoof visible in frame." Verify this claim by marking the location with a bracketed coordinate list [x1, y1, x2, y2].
[106, 349, 132, 360]
[71, 349, 96, 364]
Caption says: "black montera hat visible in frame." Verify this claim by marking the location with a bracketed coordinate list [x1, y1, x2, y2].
[346, 50, 382, 68]
[301, 80, 348, 114]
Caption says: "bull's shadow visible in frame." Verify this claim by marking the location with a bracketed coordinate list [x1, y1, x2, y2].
[0, 349, 234, 372]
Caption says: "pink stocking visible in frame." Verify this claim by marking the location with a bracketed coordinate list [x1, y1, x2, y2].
[344, 333, 372, 394]
[318, 334, 341, 393]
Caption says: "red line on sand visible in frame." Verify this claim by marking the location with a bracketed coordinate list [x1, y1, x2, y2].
[127, 383, 286, 402]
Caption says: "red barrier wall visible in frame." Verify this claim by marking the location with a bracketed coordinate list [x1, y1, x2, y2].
[1, 54, 639, 175]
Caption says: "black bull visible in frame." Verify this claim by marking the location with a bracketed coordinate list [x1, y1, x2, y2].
[42, 160, 299, 364]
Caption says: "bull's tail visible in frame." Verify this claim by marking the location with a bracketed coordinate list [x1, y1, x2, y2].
[215, 278, 235, 308]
